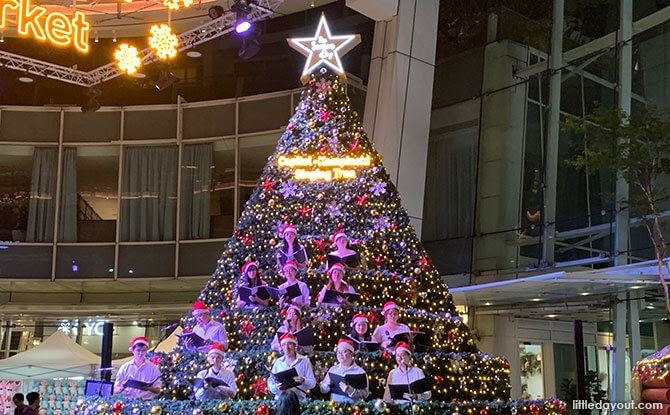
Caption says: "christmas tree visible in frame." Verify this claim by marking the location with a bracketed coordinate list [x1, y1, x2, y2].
[82, 15, 566, 415]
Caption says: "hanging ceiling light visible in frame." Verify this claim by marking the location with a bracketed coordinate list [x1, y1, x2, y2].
[233, 0, 252, 34]
[155, 70, 177, 90]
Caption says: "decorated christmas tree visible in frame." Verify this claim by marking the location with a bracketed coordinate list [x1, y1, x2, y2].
[82, 15, 566, 415]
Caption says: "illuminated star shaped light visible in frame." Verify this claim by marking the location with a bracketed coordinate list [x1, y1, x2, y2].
[115, 44, 142, 74]
[287, 13, 361, 84]
[149, 24, 179, 60]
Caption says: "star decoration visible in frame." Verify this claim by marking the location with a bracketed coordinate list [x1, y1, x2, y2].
[149, 24, 179, 60]
[240, 319, 256, 338]
[370, 181, 387, 196]
[162, 0, 192, 9]
[287, 13, 361, 83]
[297, 204, 313, 216]
[260, 178, 276, 192]
[319, 110, 333, 121]
[251, 376, 268, 397]
[324, 201, 341, 218]
[315, 78, 332, 95]
[355, 194, 368, 207]
[366, 307, 380, 325]
[114, 44, 142, 74]
[373, 256, 385, 267]
[417, 256, 431, 270]
[349, 139, 359, 151]
[313, 238, 330, 253]
[241, 234, 254, 247]
[278, 181, 297, 198]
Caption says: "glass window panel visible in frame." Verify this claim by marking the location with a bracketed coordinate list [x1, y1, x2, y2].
[238, 95, 290, 134]
[0, 245, 52, 279]
[60, 146, 119, 242]
[183, 105, 235, 139]
[118, 244, 175, 278]
[553, 343, 576, 401]
[520, 343, 544, 400]
[239, 132, 279, 214]
[124, 110, 177, 140]
[64, 111, 121, 142]
[0, 111, 60, 142]
[179, 241, 227, 276]
[0, 145, 34, 242]
[56, 246, 115, 279]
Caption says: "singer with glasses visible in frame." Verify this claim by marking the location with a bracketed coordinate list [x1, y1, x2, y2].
[383, 342, 431, 404]
[113, 337, 162, 400]
[373, 301, 410, 351]
[320, 338, 369, 402]
[193, 343, 237, 400]
[268, 333, 316, 400]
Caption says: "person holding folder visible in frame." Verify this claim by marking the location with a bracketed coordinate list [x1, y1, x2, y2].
[276, 225, 308, 269]
[113, 337, 162, 400]
[372, 301, 410, 351]
[349, 313, 373, 342]
[193, 343, 237, 400]
[316, 263, 358, 308]
[188, 301, 228, 350]
[271, 305, 313, 352]
[383, 342, 431, 404]
[326, 231, 361, 271]
[320, 338, 369, 402]
[278, 261, 310, 308]
[235, 261, 270, 308]
[268, 333, 316, 400]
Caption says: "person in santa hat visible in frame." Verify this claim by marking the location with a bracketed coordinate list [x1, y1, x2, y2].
[320, 338, 369, 402]
[278, 261, 310, 308]
[186, 301, 228, 351]
[349, 313, 375, 344]
[193, 343, 237, 400]
[267, 333, 316, 400]
[271, 305, 312, 353]
[383, 342, 431, 403]
[235, 261, 270, 308]
[316, 262, 357, 308]
[326, 231, 361, 271]
[275, 225, 308, 270]
[113, 337, 162, 400]
[372, 301, 410, 351]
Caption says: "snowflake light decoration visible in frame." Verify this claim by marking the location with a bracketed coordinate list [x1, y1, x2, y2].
[149, 24, 179, 60]
[114, 44, 142, 74]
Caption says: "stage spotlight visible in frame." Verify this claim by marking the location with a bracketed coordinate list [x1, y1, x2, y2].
[232, 0, 252, 34]
[208, 5, 223, 19]
[81, 87, 102, 112]
[238, 37, 260, 59]
[155, 71, 177, 90]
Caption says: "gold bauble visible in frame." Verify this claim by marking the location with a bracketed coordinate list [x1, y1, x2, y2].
[317, 193, 324, 200]
[268, 199, 275, 206]
[382, 244, 388, 251]
[414, 267, 421, 274]
[269, 238, 276, 246]
[150, 406, 162, 415]
[218, 402, 228, 412]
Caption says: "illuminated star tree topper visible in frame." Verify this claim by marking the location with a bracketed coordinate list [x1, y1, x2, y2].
[287, 12, 361, 84]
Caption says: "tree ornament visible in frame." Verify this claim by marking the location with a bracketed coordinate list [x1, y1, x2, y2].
[480, 410, 487, 415]
[374, 399, 387, 412]
[192, 409, 201, 415]
[382, 351, 391, 359]
[251, 376, 268, 397]
[237, 373, 245, 381]
[269, 238, 276, 246]
[240, 319, 256, 337]
[414, 267, 421, 274]
[217, 403, 228, 412]
[76, 400, 85, 409]
[96, 404, 106, 414]
[150, 406, 161, 415]
[268, 199, 275, 206]
[412, 405, 420, 413]
[151, 355, 162, 365]
[255, 404, 269, 415]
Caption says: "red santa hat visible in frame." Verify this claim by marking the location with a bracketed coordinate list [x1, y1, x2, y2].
[128, 336, 149, 352]
[241, 261, 258, 274]
[279, 332, 297, 346]
[282, 260, 298, 272]
[207, 343, 225, 358]
[281, 225, 297, 236]
[285, 304, 302, 317]
[192, 300, 210, 316]
[336, 338, 355, 353]
[327, 262, 345, 276]
[394, 342, 412, 356]
[351, 313, 369, 327]
[331, 231, 347, 243]
[383, 301, 399, 315]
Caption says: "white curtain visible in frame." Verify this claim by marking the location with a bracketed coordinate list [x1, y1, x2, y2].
[180, 143, 213, 240]
[26, 148, 58, 242]
[423, 127, 478, 241]
[59, 147, 78, 242]
[120, 146, 178, 242]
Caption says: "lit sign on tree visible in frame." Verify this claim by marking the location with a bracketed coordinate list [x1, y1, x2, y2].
[0, 0, 90, 52]
[277, 155, 371, 181]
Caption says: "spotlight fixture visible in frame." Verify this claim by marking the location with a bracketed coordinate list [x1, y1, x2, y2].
[112, 31, 117, 42]
[155, 70, 177, 90]
[208, 5, 223, 19]
[238, 37, 260, 60]
[232, 0, 252, 34]
[81, 86, 102, 113]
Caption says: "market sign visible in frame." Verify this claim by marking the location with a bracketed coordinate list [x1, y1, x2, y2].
[277, 155, 371, 181]
[0, 0, 90, 52]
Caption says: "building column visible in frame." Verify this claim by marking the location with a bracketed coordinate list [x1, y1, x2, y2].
[628, 291, 641, 368]
[612, 293, 627, 406]
[362, 0, 439, 236]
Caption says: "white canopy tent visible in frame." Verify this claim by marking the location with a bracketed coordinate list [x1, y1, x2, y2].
[111, 327, 182, 369]
[0, 330, 99, 379]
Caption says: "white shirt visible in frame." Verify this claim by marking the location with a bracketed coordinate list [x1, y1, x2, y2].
[320, 362, 369, 402]
[372, 323, 410, 349]
[387, 366, 431, 403]
[194, 320, 228, 349]
[193, 366, 237, 400]
[278, 280, 311, 307]
[114, 359, 162, 400]
[267, 354, 316, 400]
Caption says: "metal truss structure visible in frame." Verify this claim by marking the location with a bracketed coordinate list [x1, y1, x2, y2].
[0, 0, 283, 87]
